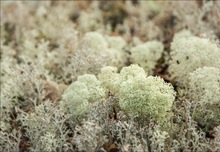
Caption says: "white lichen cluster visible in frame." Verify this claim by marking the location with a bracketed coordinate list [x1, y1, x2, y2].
[105, 36, 127, 68]
[83, 32, 108, 53]
[62, 64, 175, 123]
[189, 67, 220, 104]
[60, 74, 105, 117]
[172, 30, 193, 42]
[77, 74, 106, 102]
[117, 65, 175, 122]
[189, 67, 220, 130]
[83, 32, 127, 68]
[106, 35, 127, 51]
[78, 11, 103, 32]
[130, 41, 164, 74]
[98, 65, 176, 122]
[98, 66, 120, 93]
[169, 32, 220, 84]
[170, 30, 220, 130]
[61, 81, 90, 117]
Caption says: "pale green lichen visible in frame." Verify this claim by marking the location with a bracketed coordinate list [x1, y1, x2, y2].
[106, 48, 126, 68]
[189, 67, 220, 130]
[83, 32, 108, 52]
[119, 64, 146, 82]
[61, 81, 90, 116]
[106, 36, 127, 51]
[98, 66, 120, 94]
[169, 35, 220, 84]
[189, 67, 220, 104]
[117, 65, 175, 122]
[61, 74, 105, 117]
[83, 32, 127, 68]
[130, 41, 164, 74]
[105, 36, 127, 68]
[119, 76, 175, 122]
[77, 74, 106, 102]
[98, 65, 176, 123]
[172, 30, 193, 42]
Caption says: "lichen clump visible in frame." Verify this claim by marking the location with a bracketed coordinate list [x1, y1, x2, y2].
[98, 66, 120, 94]
[189, 67, 220, 130]
[117, 65, 175, 122]
[83, 32, 127, 68]
[98, 64, 176, 123]
[63, 64, 176, 122]
[169, 35, 220, 83]
[130, 41, 164, 74]
[83, 32, 108, 52]
[61, 74, 105, 117]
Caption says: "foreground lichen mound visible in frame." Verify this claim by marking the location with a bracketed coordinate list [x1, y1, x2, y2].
[117, 65, 176, 123]
[62, 65, 176, 123]
[60, 74, 105, 117]
[98, 65, 176, 124]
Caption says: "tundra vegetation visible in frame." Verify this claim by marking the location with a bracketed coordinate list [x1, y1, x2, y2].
[1, 1, 220, 152]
